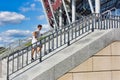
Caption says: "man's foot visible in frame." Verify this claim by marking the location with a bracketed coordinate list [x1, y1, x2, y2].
[44, 51, 48, 55]
[31, 58, 34, 61]
[37, 53, 39, 57]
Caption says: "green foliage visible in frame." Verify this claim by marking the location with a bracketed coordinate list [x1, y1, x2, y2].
[0, 36, 47, 55]
[24, 36, 47, 47]
[24, 42, 32, 47]
[0, 49, 7, 54]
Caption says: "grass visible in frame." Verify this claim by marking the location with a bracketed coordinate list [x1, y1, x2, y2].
[0, 36, 48, 55]
[0, 49, 7, 54]
[24, 36, 47, 47]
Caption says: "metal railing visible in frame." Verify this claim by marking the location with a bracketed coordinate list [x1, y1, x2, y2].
[0, 29, 53, 60]
[6, 13, 120, 80]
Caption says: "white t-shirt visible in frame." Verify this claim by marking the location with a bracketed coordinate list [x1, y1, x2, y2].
[32, 36, 37, 44]
[35, 29, 41, 39]
[32, 29, 41, 44]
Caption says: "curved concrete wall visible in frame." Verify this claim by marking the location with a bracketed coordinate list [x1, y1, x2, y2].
[58, 41, 120, 80]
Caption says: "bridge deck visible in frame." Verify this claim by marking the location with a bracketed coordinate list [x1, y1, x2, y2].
[2, 28, 119, 80]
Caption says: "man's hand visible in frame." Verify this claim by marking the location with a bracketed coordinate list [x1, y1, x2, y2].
[41, 34, 43, 36]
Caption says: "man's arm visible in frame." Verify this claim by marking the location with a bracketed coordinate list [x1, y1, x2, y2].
[33, 32, 38, 39]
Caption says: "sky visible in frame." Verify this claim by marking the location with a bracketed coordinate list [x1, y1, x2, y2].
[0, 0, 50, 46]
[0, 0, 120, 47]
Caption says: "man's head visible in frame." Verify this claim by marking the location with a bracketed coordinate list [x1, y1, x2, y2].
[37, 24, 42, 30]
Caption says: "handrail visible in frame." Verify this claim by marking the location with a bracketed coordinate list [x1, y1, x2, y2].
[0, 29, 53, 60]
[6, 13, 120, 80]
[0, 14, 93, 60]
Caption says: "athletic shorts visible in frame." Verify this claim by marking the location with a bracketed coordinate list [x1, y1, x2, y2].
[32, 42, 42, 49]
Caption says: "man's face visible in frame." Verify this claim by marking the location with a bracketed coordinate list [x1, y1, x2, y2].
[38, 27, 42, 30]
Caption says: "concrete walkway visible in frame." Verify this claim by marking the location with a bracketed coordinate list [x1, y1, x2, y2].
[10, 29, 120, 80]
[1, 28, 120, 80]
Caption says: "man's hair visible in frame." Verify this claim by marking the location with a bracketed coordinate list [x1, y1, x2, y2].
[38, 24, 42, 28]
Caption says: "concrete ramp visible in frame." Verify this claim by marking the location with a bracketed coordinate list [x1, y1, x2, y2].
[8, 28, 120, 80]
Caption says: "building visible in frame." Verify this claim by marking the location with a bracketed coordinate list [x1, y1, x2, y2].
[41, 0, 120, 29]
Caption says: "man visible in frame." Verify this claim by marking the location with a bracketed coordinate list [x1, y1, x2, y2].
[31, 24, 42, 60]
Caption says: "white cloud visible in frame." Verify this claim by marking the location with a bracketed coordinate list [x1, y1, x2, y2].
[31, 3, 36, 8]
[23, 2, 30, 5]
[0, 37, 2, 41]
[0, 11, 25, 26]
[20, 3, 37, 12]
[0, 25, 50, 46]
[42, 24, 50, 29]
[25, 17, 31, 20]
[0, 30, 32, 43]
[37, 15, 45, 20]
[34, 0, 41, 2]
[41, 24, 50, 33]
[4, 30, 31, 37]
[33, 24, 50, 33]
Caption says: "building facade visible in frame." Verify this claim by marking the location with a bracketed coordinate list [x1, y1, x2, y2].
[41, 0, 120, 29]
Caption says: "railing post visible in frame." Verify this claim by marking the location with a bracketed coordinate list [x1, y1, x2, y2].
[85, 17, 87, 32]
[67, 25, 70, 46]
[106, 15, 108, 29]
[111, 15, 113, 28]
[88, 17, 90, 31]
[103, 15, 106, 30]
[26, 47, 29, 65]
[114, 16, 116, 28]
[39, 40, 42, 62]
[109, 15, 111, 29]
[44, 38, 46, 55]
[7, 56, 9, 80]
[94, 14, 97, 29]
[60, 30, 62, 46]
[48, 36, 51, 52]
[64, 28, 66, 44]
[52, 33, 54, 50]
[75, 22, 77, 38]
[118, 16, 120, 28]
[78, 20, 81, 36]
[92, 14, 95, 32]
[56, 30, 58, 48]
[116, 16, 119, 28]
[98, 14, 100, 29]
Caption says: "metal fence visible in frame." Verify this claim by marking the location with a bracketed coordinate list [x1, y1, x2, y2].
[0, 28, 53, 61]
[6, 13, 120, 80]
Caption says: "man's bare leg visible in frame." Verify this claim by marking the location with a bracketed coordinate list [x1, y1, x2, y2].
[31, 48, 35, 60]
[37, 47, 41, 54]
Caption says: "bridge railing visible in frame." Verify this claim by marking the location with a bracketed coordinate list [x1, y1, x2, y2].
[6, 13, 120, 80]
[0, 29, 53, 61]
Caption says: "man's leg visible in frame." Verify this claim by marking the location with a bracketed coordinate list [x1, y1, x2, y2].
[31, 48, 35, 60]
[36, 46, 42, 61]
[37, 47, 41, 53]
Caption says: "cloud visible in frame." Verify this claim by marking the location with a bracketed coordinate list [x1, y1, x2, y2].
[31, 3, 36, 8]
[4, 30, 31, 37]
[23, 2, 30, 5]
[0, 30, 32, 44]
[34, 0, 41, 2]
[20, 3, 37, 12]
[32, 24, 50, 33]
[0, 37, 2, 41]
[37, 15, 45, 20]
[0, 25, 50, 46]
[25, 17, 31, 20]
[0, 11, 25, 26]
[41, 24, 50, 33]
